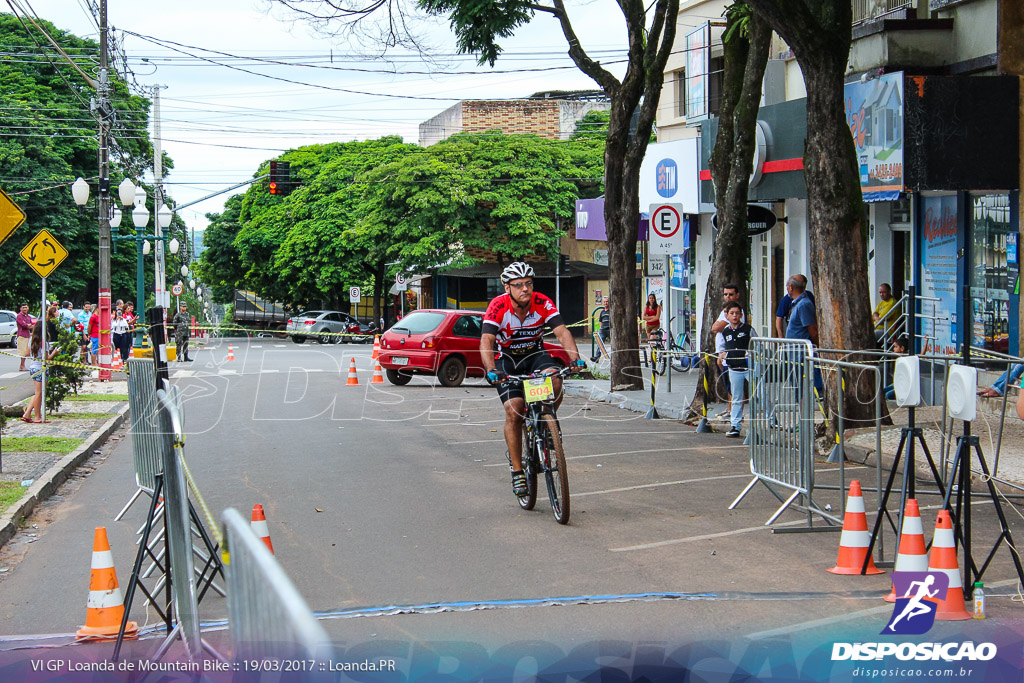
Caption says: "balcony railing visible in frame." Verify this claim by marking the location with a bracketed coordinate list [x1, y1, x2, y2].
[852, 0, 916, 24]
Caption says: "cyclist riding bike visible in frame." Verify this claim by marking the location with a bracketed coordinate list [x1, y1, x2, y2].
[481, 262, 587, 496]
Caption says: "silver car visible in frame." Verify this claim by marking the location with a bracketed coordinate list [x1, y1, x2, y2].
[0, 309, 17, 347]
[286, 310, 370, 344]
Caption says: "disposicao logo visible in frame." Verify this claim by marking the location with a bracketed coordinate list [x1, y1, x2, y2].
[656, 158, 677, 198]
[883, 571, 947, 635]
[831, 571, 998, 663]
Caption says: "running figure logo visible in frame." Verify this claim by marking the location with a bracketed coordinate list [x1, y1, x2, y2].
[882, 571, 949, 635]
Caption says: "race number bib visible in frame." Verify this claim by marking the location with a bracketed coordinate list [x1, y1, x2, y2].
[523, 376, 555, 403]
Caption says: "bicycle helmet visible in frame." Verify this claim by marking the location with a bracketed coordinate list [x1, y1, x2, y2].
[500, 262, 534, 284]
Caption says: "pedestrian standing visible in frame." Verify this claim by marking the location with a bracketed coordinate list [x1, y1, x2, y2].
[716, 302, 755, 437]
[111, 309, 130, 363]
[775, 274, 813, 338]
[77, 303, 92, 360]
[711, 284, 746, 335]
[87, 305, 100, 365]
[592, 296, 611, 362]
[22, 322, 59, 423]
[16, 302, 32, 371]
[173, 303, 192, 362]
[45, 304, 59, 345]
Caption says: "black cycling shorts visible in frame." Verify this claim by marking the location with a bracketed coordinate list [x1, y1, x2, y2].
[494, 351, 559, 404]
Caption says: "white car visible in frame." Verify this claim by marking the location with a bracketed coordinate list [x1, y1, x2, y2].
[0, 309, 17, 347]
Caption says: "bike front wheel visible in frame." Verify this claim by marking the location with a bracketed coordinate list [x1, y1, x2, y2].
[538, 414, 570, 524]
[517, 428, 538, 511]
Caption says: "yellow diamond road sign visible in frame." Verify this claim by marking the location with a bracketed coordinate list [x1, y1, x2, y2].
[21, 229, 69, 278]
[0, 187, 27, 248]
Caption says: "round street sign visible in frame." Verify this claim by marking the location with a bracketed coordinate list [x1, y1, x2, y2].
[395, 272, 406, 286]
[349, 286, 361, 303]
[651, 204, 682, 238]
[172, 283, 184, 296]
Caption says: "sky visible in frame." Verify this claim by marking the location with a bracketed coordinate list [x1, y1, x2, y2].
[15, 0, 643, 234]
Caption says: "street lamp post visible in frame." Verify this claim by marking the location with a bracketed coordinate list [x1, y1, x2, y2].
[112, 181, 180, 347]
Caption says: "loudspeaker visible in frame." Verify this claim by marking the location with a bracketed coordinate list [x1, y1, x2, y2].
[893, 356, 921, 407]
[946, 365, 978, 422]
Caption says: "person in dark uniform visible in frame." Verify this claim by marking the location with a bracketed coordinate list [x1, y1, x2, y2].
[173, 303, 192, 362]
[716, 301, 755, 437]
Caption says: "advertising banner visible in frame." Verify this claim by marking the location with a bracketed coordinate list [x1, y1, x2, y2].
[845, 72, 905, 201]
[920, 195, 958, 354]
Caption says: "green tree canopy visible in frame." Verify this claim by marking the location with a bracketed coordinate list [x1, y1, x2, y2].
[0, 13, 153, 306]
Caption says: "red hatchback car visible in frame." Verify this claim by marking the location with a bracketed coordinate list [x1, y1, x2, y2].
[378, 309, 571, 387]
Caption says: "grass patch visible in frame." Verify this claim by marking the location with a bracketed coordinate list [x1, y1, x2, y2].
[0, 481, 24, 516]
[0, 436, 83, 454]
[49, 412, 113, 420]
[64, 393, 129, 402]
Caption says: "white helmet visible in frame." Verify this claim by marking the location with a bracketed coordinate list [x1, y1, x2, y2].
[500, 261, 534, 284]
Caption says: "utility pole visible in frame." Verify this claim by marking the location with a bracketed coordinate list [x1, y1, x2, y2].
[95, 0, 112, 381]
[152, 85, 168, 310]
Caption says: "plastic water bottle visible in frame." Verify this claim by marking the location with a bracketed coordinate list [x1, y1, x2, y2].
[972, 582, 986, 619]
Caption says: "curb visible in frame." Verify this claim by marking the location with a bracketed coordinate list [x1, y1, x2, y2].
[563, 381, 691, 420]
[0, 404, 130, 550]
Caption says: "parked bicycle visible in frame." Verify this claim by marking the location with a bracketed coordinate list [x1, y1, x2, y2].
[503, 364, 577, 524]
[642, 316, 699, 374]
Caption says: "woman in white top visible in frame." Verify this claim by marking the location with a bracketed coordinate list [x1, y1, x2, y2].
[21, 322, 59, 423]
[111, 309, 131, 363]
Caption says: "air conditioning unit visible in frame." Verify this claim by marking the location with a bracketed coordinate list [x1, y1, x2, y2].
[946, 365, 978, 422]
[893, 356, 921, 407]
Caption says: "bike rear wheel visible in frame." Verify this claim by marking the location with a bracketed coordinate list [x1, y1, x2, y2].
[516, 428, 538, 510]
[538, 414, 570, 524]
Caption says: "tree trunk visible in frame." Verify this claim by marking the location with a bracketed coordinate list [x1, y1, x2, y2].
[604, 98, 643, 391]
[686, 10, 771, 420]
[747, 0, 884, 428]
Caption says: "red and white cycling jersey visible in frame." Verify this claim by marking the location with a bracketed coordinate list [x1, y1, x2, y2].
[482, 292, 564, 357]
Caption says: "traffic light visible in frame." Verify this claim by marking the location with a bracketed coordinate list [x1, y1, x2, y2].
[559, 254, 571, 274]
[268, 161, 291, 195]
[269, 161, 280, 195]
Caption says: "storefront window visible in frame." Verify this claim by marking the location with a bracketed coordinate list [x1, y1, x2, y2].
[970, 194, 1012, 352]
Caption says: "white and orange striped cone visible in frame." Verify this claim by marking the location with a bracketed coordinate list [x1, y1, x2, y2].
[250, 504, 274, 554]
[928, 509, 972, 620]
[884, 498, 929, 602]
[371, 362, 384, 384]
[76, 527, 138, 641]
[828, 480, 885, 575]
[226, 344, 235, 362]
[111, 354, 122, 371]
[371, 335, 380, 361]
[346, 357, 360, 386]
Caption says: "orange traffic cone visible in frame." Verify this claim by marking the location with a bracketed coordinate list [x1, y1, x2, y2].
[884, 499, 929, 602]
[928, 509, 972, 620]
[226, 344, 235, 362]
[111, 354, 122, 370]
[828, 480, 885, 575]
[76, 527, 138, 641]
[371, 362, 384, 384]
[250, 504, 274, 554]
[371, 335, 381, 361]
[346, 358, 360, 386]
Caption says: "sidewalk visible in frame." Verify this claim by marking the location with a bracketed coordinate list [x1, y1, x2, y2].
[564, 369, 1024, 491]
[0, 380, 129, 548]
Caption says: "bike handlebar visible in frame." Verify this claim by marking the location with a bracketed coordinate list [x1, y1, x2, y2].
[502, 364, 580, 387]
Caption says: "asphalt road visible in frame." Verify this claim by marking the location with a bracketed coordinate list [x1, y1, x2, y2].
[0, 338, 1021, 673]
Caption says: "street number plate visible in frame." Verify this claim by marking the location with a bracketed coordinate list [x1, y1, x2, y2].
[392, 356, 409, 366]
[524, 376, 555, 403]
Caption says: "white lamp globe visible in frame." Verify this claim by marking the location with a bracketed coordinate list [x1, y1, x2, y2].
[169, 237, 180, 255]
[117, 178, 136, 206]
[157, 204, 172, 229]
[180, 264, 189, 277]
[71, 177, 90, 206]
[109, 206, 122, 229]
[132, 198, 149, 229]
[142, 240, 151, 256]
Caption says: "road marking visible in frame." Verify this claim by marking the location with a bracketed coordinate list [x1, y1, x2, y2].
[611, 518, 810, 552]
[483, 446, 744, 465]
[251, 345, 263, 348]
[217, 369, 238, 375]
[453, 430, 698, 445]
[261, 369, 280, 374]
[0, 371, 21, 379]
[274, 344, 286, 348]
[578, 473, 751, 499]
[173, 370, 195, 378]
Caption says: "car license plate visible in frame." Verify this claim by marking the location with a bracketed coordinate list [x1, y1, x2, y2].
[524, 376, 555, 403]
[392, 356, 409, 366]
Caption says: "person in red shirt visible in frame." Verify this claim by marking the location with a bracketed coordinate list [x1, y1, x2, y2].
[15, 302, 32, 371]
[480, 262, 585, 496]
[87, 307, 100, 365]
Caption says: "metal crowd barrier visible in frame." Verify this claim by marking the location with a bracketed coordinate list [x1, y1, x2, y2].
[730, 338, 836, 528]
[116, 358, 161, 521]
[222, 507, 333, 662]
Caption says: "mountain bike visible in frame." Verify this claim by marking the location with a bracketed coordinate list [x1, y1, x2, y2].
[504, 365, 576, 524]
